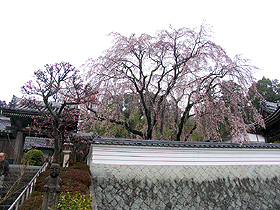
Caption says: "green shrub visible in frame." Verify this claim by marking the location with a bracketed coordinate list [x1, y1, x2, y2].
[21, 149, 44, 166]
[69, 162, 91, 174]
[61, 179, 89, 195]
[34, 171, 49, 192]
[18, 194, 43, 210]
[60, 169, 91, 187]
[58, 192, 92, 210]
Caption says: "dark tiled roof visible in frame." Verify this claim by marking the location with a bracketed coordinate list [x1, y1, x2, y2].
[91, 138, 280, 149]
[0, 96, 79, 119]
[0, 100, 8, 109]
[24, 136, 54, 150]
[261, 101, 280, 115]
[8, 95, 43, 113]
[264, 107, 280, 128]
[248, 101, 280, 133]
[2, 111, 37, 118]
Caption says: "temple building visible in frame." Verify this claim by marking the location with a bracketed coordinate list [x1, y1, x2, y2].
[258, 101, 280, 143]
[0, 95, 78, 163]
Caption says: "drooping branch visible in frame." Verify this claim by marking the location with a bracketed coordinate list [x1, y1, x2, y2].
[86, 106, 144, 138]
[84, 24, 263, 141]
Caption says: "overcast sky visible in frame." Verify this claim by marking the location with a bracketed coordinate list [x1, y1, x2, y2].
[1, 0, 279, 102]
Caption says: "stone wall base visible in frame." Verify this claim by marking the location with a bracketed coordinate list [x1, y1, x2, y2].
[91, 164, 280, 209]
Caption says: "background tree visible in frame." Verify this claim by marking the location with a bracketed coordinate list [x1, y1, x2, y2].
[83, 24, 264, 141]
[21, 62, 97, 162]
[249, 77, 280, 111]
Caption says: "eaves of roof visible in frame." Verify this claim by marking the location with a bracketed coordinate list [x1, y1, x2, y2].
[261, 101, 280, 115]
[247, 103, 280, 133]
[1, 109, 38, 118]
[264, 106, 280, 127]
[1, 95, 79, 118]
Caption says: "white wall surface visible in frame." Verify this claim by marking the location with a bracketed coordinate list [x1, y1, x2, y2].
[88, 144, 280, 166]
[247, 134, 266, 143]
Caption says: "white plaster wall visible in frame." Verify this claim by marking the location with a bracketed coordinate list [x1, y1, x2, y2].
[88, 144, 280, 166]
[247, 133, 266, 143]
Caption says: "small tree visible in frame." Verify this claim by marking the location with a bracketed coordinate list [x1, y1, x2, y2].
[21, 149, 44, 166]
[22, 62, 97, 162]
[84, 24, 264, 141]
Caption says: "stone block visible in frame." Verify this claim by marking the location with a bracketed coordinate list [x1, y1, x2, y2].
[91, 164, 280, 209]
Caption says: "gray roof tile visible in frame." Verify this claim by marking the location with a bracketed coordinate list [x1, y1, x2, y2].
[24, 136, 54, 150]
